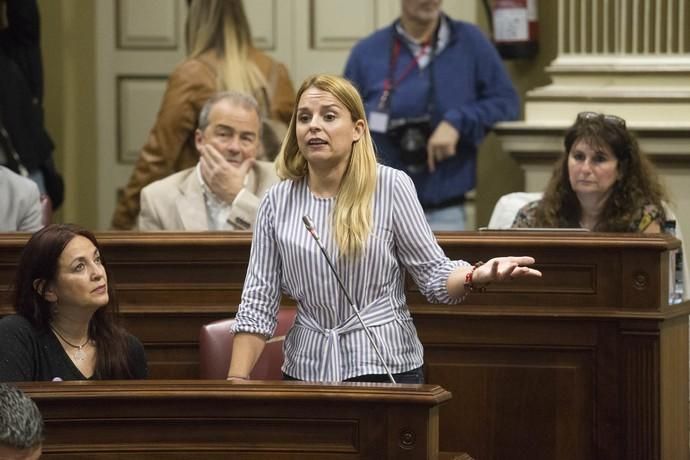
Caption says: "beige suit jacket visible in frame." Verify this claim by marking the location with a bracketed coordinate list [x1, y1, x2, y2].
[0, 166, 42, 232]
[137, 160, 279, 231]
[111, 49, 295, 230]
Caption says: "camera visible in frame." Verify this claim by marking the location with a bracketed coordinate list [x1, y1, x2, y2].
[386, 115, 431, 171]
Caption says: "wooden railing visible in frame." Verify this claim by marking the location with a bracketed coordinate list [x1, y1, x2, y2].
[559, 0, 690, 54]
[2, 231, 688, 459]
[17, 380, 450, 459]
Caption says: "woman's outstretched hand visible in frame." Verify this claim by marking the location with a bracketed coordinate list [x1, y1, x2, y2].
[472, 256, 542, 286]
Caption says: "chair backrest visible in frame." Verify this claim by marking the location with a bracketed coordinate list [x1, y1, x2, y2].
[488, 192, 543, 229]
[199, 309, 297, 379]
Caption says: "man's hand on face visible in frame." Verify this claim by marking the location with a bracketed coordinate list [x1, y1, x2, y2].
[199, 143, 255, 204]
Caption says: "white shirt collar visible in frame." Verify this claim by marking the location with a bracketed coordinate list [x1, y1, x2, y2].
[195, 163, 233, 230]
[395, 14, 450, 69]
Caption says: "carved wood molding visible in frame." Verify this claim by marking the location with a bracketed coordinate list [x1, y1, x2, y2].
[18, 381, 450, 458]
[495, 122, 690, 165]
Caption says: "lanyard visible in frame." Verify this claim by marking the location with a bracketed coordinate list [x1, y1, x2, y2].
[379, 40, 430, 109]
[378, 18, 441, 112]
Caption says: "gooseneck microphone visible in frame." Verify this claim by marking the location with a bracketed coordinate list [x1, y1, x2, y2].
[302, 215, 396, 384]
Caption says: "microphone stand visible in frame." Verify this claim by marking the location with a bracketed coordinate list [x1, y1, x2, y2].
[302, 215, 396, 384]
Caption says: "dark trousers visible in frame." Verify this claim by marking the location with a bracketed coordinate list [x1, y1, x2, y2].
[283, 366, 424, 384]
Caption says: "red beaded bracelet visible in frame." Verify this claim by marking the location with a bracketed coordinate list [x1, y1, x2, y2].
[464, 261, 487, 294]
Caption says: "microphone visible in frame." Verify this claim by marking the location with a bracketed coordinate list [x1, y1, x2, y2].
[302, 215, 396, 384]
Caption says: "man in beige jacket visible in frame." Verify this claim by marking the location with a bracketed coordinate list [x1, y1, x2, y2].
[138, 91, 279, 231]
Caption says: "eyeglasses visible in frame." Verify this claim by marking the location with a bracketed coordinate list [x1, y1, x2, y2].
[577, 111, 626, 128]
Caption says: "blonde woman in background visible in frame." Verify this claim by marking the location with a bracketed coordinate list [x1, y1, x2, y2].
[111, 0, 295, 230]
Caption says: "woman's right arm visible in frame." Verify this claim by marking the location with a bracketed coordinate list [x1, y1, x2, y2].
[227, 333, 267, 380]
[227, 191, 283, 379]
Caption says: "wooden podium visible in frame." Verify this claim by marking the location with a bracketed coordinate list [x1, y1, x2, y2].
[422, 231, 690, 460]
[18, 380, 451, 459]
[1, 231, 688, 459]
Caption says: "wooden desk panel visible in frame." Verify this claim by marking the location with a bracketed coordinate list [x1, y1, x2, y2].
[2, 231, 688, 459]
[0, 232, 254, 378]
[18, 380, 450, 459]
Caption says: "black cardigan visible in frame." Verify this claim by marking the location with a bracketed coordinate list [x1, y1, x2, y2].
[0, 314, 148, 382]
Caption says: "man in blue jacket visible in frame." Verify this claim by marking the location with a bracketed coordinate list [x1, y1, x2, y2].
[344, 0, 519, 230]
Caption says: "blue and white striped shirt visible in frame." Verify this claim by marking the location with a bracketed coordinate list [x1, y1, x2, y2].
[233, 164, 470, 382]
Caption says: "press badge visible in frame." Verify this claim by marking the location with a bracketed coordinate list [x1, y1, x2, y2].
[368, 111, 389, 133]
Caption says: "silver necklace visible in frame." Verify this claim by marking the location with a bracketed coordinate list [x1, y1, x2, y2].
[51, 326, 90, 361]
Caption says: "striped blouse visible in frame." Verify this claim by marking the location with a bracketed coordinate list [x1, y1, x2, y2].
[233, 164, 469, 382]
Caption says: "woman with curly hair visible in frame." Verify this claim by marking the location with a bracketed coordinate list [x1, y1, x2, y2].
[512, 112, 667, 232]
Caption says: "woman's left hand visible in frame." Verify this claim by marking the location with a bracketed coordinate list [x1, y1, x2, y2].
[472, 256, 542, 286]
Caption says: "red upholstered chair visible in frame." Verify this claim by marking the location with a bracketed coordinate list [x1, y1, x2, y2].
[199, 309, 297, 380]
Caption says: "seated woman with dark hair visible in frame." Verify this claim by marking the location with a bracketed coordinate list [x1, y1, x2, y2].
[0, 224, 147, 381]
[512, 112, 667, 232]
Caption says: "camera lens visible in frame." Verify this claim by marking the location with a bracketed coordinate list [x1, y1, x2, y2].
[401, 127, 426, 152]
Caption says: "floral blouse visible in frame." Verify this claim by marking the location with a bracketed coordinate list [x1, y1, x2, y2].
[512, 200, 664, 232]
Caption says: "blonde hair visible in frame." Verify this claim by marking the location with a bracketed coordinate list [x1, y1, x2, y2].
[275, 75, 377, 258]
[186, 0, 268, 112]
